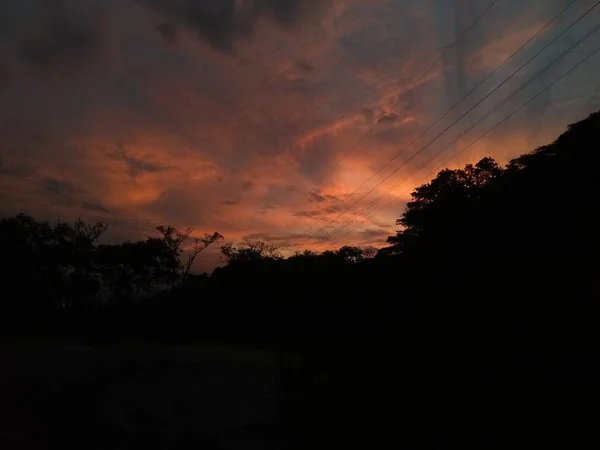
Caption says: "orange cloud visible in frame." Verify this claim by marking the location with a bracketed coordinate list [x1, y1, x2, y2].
[1, 0, 598, 273]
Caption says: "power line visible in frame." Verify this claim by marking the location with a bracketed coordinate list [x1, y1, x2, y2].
[282, 0, 504, 215]
[309, 2, 600, 245]
[312, 0, 600, 241]
[299, 0, 581, 237]
[322, 20, 600, 246]
[2, 1, 503, 248]
[326, 39, 600, 249]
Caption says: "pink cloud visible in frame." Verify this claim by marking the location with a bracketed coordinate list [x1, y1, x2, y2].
[1, 0, 598, 272]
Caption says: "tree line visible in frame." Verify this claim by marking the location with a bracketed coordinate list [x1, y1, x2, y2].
[1, 110, 598, 449]
[1, 110, 599, 334]
[0, 212, 377, 314]
[0, 216, 223, 312]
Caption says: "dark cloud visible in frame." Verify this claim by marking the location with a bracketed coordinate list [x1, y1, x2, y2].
[147, 187, 205, 226]
[124, 157, 170, 179]
[324, 205, 341, 214]
[18, 0, 107, 74]
[81, 201, 110, 213]
[242, 231, 314, 248]
[353, 228, 392, 247]
[434, 0, 494, 104]
[525, 81, 553, 145]
[0, 161, 36, 178]
[0, 2, 26, 40]
[140, 0, 327, 51]
[296, 60, 314, 72]
[306, 191, 341, 205]
[591, 85, 600, 108]
[155, 21, 179, 47]
[262, 183, 299, 206]
[222, 199, 240, 206]
[372, 220, 391, 229]
[378, 112, 398, 123]
[140, 0, 244, 52]
[0, 62, 10, 92]
[292, 210, 321, 218]
[297, 135, 337, 183]
[240, 180, 256, 190]
[308, 192, 326, 203]
[55, 198, 110, 214]
[293, 191, 343, 218]
[360, 228, 391, 239]
[42, 176, 83, 195]
[448, 0, 471, 100]
[286, 77, 313, 93]
[374, 125, 404, 144]
[109, 146, 171, 179]
[261, 0, 305, 25]
[362, 108, 374, 123]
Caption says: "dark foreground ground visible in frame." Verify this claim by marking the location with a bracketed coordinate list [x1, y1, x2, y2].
[1, 290, 598, 450]
[0, 344, 284, 450]
[3, 326, 598, 450]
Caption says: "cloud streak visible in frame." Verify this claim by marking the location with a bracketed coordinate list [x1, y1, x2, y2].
[19, 2, 104, 71]
[1, 0, 599, 272]
[139, 0, 328, 51]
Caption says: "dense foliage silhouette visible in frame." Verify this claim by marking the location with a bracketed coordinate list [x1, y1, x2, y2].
[1, 110, 599, 449]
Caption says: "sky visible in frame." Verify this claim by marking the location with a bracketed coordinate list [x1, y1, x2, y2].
[1, 0, 599, 272]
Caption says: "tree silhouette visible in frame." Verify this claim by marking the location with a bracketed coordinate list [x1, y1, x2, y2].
[335, 246, 364, 263]
[181, 232, 223, 286]
[220, 239, 283, 264]
[156, 225, 223, 288]
[385, 157, 504, 258]
[2, 110, 600, 450]
[0, 216, 224, 310]
[97, 239, 172, 303]
[0, 214, 108, 311]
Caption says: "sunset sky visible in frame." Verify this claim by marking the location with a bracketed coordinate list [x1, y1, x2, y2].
[1, 0, 599, 272]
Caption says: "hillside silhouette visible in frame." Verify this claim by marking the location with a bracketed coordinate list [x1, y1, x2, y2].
[1, 110, 599, 449]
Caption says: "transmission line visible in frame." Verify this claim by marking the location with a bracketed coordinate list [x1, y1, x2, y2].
[326, 38, 600, 249]
[299, 0, 581, 237]
[308, 2, 600, 245]
[282, 0, 504, 215]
